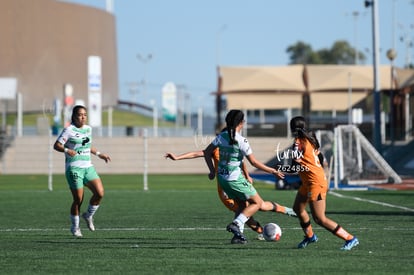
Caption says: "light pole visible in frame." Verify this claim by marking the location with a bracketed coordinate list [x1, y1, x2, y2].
[365, 0, 382, 154]
[150, 99, 158, 137]
[387, 48, 397, 143]
[184, 92, 191, 128]
[398, 23, 414, 68]
[216, 24, 227, 66]
[126, 82, 140, 105]
[216, 25, 226, 129]
[352, 11, 360, 64]
[136, 53, 153, 100]
[176, 84, 187, 127]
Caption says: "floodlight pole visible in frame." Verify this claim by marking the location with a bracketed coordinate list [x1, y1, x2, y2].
[143, 128, 148, 191]
[352, 11, 360, 65]
[137, 53, 153, 99]
[366, 0, 382, 154]
[215, 25, 226, 130]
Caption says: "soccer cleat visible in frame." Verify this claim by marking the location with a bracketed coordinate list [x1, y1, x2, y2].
[341, 237, 359, 251]
[227, 222, 242, 235]
[285, 207, 297, 217]
[226, 222, 247, 243]
[82, 213, 95, 231]
[256, 233, 265, 241]
[71, 227, 83, 237]
[231, 235, 248, 244]
[297, 234, 318, 248]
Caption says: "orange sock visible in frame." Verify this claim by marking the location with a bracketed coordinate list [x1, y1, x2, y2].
[332, 225, 353, 241]
[272, 202, 286, 214]
[246, 218, 263, 233]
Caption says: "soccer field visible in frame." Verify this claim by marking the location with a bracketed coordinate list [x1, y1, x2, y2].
[0, 174, 413, 274]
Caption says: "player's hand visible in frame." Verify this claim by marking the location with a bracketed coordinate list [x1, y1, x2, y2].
[164, 153, 177, 160]
[98, 153, 111, 163]
[272, 169, 285, 179]
[66, 149, 77, 157]
[208, 171, 215, 180]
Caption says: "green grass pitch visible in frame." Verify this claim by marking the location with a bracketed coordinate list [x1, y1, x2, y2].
[0, 174, 413, 274]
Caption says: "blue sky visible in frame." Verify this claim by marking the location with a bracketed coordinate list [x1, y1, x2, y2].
[63, 0, 414, 113]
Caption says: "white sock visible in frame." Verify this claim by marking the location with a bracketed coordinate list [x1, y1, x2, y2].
[70, 215, 80, 228]
[86, 205, 99, 217]
[240, 224, 245, 233]
[233, 213, 249, 231]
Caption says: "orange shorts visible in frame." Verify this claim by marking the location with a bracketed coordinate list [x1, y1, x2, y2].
[297, 181, 328, 202]
[217, 182, 239, 212]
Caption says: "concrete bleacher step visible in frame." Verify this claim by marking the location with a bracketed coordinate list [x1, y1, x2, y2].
[1, 136, 291, 175]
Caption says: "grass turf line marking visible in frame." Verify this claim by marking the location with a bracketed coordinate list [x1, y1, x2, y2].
[1, 226, 413, 233]
[329, 191, 414, 212]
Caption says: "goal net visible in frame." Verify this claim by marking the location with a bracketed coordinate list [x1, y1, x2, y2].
[320, 125, 402, 189]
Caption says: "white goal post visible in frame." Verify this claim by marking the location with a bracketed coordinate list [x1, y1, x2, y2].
[327, 125, 402, 189]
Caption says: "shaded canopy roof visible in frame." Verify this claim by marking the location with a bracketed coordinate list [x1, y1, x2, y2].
[219, 65, 414, 111]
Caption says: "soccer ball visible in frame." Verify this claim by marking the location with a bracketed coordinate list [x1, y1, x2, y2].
[263, 223, 282, 241]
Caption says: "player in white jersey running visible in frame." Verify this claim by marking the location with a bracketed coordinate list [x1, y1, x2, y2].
[203, 110, 286, 244]
[54, 105, 111, 237]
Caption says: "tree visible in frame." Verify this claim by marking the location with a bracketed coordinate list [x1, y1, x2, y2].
[286, 41, 322, 64]
[286, 40, 366, 65]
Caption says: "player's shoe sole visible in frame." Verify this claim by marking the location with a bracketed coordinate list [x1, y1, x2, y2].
[231, 235, 248, 244]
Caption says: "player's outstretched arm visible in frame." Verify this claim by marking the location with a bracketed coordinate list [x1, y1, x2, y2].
[246, 154, 284, 179]
[164, 151, 204, 161]
[203, 144, 217, 180]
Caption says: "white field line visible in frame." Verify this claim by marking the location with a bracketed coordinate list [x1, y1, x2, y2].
[329, 191, 414, 212]
[0, 226, 413, 233]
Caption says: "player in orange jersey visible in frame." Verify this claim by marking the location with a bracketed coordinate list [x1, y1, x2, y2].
[165, 146, 296, 241]
[165, 149, 265, 239]
[289, 116, 359, 250]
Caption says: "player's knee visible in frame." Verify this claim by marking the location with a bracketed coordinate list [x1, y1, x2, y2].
[97, 191, 104, 200]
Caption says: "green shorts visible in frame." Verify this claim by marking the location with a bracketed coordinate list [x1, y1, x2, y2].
[217, 174, 257, 200]
[65, 166, 99, 190]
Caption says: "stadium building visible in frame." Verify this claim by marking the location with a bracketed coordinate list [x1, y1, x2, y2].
[0, 0, 118, 113]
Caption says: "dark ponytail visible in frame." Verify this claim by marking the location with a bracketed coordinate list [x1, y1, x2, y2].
[225, 110, 244, 145]
[290, 116, 320, 149]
